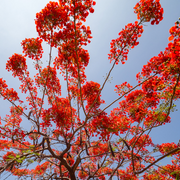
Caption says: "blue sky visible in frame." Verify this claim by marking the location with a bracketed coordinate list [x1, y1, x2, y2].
[0, 0, 180, 179]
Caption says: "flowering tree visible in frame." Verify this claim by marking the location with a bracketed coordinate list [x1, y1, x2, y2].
[0, 0, 180, 179]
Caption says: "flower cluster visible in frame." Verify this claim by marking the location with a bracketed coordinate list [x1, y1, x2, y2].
[12, 169, 29, 177]
[90, 111, 131, 139]
[115, 82, 133, 96]
[35, 66, 61, 96]
[42, 97, 76, 128]
[82, 81, 103, 110]
[169, 22, 180, 41]
[108, 21, 143, 64]
[6, 53, 27, 77]
[134, 0, 164, 25]
[55, 45, 90, 80]
[21, 37, 43, 60]
[129, 134, 153, 150]
[35, 0, 95, 47]
[117, 88, 161, 126]
[31, 162, 49, 178]
[143, 170, 167, 179]
[3, 151, 16, 161]
[0, 78, 20, 102]
[137, 24, 180, 104]
[0, 78, 8, 92]
[61, 0, 96, 22]
[157, 143, 179, 155]
[35, 1, 67, 45]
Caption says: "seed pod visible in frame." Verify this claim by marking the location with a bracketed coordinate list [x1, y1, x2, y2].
[42, 138, 45, 153]
[12, 136, 14, 143]
[97, 162, 100, 169]
[122, 139, 130, 150]
[80, 131, 82, 146]
[67, 152, 72, 158]
[85, 142, 89, 155]
[10, 163, 14, 171]
[84, 128, 90, 138]
[28, 110, 32, 120]
[108, 141, 115, 157]
[117, 170, 120, 180]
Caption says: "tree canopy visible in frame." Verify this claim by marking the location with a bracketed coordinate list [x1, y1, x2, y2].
[0, 0, 180, 179]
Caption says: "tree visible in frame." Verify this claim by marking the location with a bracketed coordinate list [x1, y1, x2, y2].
[0, 0, 180, 179]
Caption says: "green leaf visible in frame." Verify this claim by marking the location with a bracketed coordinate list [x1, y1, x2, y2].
[21, 156, 26, 161]
[16, 155, 20, 158]
[7, 155, 15, 160]
[176, 174, 179, 180]
[33, 152, 40, 156]
[27, 159, 34, 163]
[16, 159, 23, 163]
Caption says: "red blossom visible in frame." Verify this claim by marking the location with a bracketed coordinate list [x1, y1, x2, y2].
[6, 53, 27, 77]
[134, 0, 164, 25]
[35, 1, 68, 46]
[108, 21, 143, 64]
[21, 37, 43, 60]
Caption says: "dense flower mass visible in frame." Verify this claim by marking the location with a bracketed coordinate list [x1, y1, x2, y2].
[35, 0, 95, 47]
[21, 38, 43, 60]
[134, 0, 164, 25]
[35, 66, 61, 96]
[41, 97, 76, 129]
[55, 45, 90, 82]
[108, 21, 143, 64]
[115, 82, 133, 96]
[82, 81, 103, 110]
[6, 53, 27, 77]
[157, 143, 179, 155]
[35, 1, 68, 45]
[61, 0, 96, 22]
[0, 78, 8, 92]
[169, 21, 180, 41]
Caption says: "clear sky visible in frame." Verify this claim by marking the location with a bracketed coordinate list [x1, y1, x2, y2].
[0, 0, 180, 179]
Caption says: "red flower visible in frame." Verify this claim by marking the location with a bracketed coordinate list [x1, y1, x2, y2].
[134, 0, 164, 25]
[6, 53, 27, 77]
[21, 37, 43, 60]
